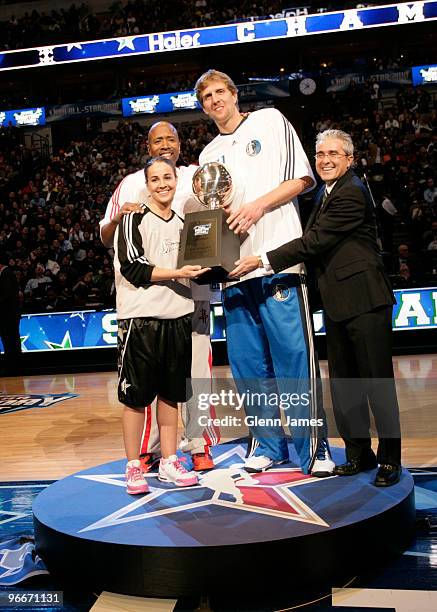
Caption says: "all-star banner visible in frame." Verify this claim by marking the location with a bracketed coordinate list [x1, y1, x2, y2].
[0, 2, 435, 72]
[326, 68, 412, 92]
[46, 100, 122, 122]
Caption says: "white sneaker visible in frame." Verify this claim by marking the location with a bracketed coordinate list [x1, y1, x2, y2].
[311, 457, 335, 477]
[125, 459, 149, 495]
[244, 455, 274, 473]
[311, 439, 335, 477]
[158, 455, 199, 487]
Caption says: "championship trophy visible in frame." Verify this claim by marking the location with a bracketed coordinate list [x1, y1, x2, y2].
[177, 162, 241, 284]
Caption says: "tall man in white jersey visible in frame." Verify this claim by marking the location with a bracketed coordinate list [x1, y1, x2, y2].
[195, 70, 333, 476]
[100, 121, 219, 472]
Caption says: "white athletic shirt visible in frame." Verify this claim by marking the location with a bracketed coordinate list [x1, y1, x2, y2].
[101, 164, 211, 301]
[116, 207, 193, 320]
[199, 108, 315, 283]
[100, 165, 199, 229]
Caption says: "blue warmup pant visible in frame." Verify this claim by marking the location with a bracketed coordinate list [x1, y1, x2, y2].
[223, 273, 324, 474]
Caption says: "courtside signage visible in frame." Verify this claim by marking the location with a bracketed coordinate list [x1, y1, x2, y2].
[1, 287, 436, 353]
[0, 394, 78, 414]
[0, 2, 435, 72]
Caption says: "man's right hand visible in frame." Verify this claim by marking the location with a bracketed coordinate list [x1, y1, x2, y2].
[113, 202, 143, 224]
[101, 202, 144, 248]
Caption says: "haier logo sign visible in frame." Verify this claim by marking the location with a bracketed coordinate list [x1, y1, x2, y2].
[148, 32, 200, 52]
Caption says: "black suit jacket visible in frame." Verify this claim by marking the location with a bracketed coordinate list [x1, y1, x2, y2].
[267, 170, 394, 322]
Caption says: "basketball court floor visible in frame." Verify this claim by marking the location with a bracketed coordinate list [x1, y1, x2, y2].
[0, 355, 436, 611]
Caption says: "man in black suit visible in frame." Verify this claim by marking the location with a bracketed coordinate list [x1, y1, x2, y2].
[229, 129, 401, 487]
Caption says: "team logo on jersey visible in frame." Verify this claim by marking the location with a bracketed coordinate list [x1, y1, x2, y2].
[120, 378, 132, 394]
[272, 284, 291, 302]
[160, 238, 179, 254]
[198, 307, 209, 324]
[246, 140, 261, 156]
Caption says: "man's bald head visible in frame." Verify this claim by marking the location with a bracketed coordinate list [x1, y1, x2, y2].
[147, 121, 181, 165]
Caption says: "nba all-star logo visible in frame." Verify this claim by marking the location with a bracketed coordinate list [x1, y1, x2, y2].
[76, 445, 328, 533]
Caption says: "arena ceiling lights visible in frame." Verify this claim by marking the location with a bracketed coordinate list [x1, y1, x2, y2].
[0, 2, 435, 72]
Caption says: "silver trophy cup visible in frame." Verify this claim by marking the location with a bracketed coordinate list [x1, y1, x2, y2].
[192, 162, 233, 209]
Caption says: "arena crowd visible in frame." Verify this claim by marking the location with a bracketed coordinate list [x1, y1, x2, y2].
[0, 77, 435, 314]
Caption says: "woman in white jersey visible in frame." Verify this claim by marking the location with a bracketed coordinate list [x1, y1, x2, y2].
[117, 157, 208, 494]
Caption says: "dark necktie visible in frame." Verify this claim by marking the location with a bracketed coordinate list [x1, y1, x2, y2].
[317, 188, 328, 218]
[321, 187, 328, 206]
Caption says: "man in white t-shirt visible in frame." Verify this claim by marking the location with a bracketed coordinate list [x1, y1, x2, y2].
[100, 121, 219, 472]
[195, 69, 333, 476]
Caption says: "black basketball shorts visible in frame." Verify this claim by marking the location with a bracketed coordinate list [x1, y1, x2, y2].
[117, 314, 192, 409]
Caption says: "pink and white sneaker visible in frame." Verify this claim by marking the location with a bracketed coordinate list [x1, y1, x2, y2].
[158, 455, 198, 487]
[126, 459, 149, 495]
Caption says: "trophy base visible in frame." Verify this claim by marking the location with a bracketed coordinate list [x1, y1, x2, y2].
[178, 209, 240, 284]
[192, 266, 238, 285]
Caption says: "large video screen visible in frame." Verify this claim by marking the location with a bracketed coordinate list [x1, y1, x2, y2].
[412, 64, 437, 86]
[0, 107, 45, 128]
[122, 91, 201, 116]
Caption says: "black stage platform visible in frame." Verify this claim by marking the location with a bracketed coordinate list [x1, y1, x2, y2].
[33, 443, 415, 599]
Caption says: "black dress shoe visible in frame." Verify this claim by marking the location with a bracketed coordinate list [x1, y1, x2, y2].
[333, 457, 378, 476]
[374, 464, 402, 487]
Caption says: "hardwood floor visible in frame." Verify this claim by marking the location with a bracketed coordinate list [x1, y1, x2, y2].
[1, 355, 436, 481]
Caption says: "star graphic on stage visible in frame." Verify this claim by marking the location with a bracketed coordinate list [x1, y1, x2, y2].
[76, 445, 329, 533]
